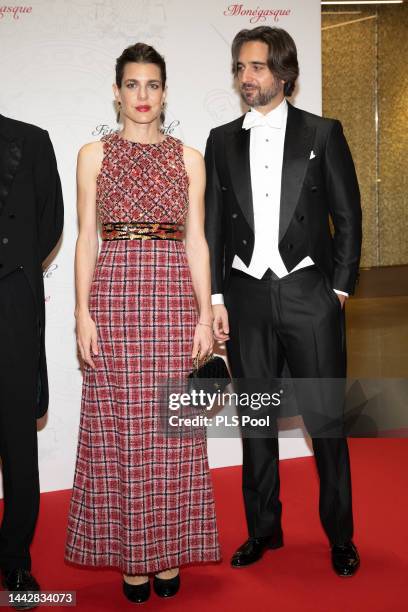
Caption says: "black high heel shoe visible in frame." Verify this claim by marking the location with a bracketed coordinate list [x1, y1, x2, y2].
[153, 572, 180, 598]
[122, 578, 151, 603]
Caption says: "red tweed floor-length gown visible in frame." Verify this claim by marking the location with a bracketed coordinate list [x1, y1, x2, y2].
[65, 133, 221, 574]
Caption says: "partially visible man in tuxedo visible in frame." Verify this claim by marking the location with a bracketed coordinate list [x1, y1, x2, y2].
[0, 114, 63, 604]
[205, 27, 362, 576]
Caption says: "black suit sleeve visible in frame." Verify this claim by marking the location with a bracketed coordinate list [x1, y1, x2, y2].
[324, 120, 362, 294]
[204, 130, 225, 294]
[34, 130, 64, 261]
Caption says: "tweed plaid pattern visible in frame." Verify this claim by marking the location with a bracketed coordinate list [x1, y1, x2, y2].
[95, 133, 189, 224]
[65, 135, 221, 574]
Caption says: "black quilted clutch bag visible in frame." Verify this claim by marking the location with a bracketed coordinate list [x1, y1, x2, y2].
[188, 353, 231, 393]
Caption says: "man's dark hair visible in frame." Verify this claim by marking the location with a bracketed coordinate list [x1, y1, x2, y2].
[231, 26, 299, 96]
[115, 43, 167, 122]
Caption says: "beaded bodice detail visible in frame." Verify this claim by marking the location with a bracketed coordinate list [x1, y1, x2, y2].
[96, 133, 189, 224]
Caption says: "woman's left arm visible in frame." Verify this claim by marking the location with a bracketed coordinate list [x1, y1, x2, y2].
[183, 145, 214, 359]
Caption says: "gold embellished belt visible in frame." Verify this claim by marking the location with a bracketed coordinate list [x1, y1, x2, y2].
[102, 222, 184, 241]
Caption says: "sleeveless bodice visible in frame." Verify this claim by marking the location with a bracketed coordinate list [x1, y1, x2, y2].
[96, 133, 189, 224]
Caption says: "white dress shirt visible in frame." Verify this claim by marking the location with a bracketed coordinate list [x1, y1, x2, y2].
[211, 99, 347, 305]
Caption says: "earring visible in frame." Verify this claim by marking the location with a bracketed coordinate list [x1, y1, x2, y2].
[160, 101, 167, 128]
[116, 101, 121, 123]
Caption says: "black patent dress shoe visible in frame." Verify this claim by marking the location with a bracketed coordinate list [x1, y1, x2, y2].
[231, 532, 284, 568]
[153, 573, 180, 598]
[122, 579, 151, 603]
[331, 541, 360, 577]
[1, 569, 40, 610]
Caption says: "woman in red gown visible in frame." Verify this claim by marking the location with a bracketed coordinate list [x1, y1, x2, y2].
[65, 43, 221, 603]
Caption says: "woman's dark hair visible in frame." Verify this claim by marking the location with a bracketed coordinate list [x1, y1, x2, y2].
[231, 26, 299, 97]
[115, 42, 167, 123]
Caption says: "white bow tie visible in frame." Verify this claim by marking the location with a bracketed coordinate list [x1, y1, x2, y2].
[242, 111, 282, 130]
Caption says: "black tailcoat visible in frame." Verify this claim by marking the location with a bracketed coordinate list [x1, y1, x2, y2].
[204, 102, 362, 296]
[0, 114, 64, 417]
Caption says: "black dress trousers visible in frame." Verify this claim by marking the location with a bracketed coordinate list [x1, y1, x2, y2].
[224, 266, 353, 546]
[0, 269, 40, 571]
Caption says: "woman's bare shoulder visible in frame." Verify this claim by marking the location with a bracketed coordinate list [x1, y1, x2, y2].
[77, 141, 104, 177]
[78, 140, 104, 160]
[182, 144, 204, 175]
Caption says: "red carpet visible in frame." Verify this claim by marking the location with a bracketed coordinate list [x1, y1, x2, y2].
[1, 439, 408, 611]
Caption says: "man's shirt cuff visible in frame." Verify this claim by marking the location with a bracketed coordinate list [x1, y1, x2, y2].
[211, 293, 224, 305]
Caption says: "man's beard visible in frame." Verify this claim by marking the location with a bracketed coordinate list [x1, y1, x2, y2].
[240, 83, 280, 107]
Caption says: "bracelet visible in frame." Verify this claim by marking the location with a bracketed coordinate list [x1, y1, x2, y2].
[198, 321, 213, 328]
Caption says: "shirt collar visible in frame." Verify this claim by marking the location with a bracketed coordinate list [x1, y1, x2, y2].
[242, 98, 287, 130]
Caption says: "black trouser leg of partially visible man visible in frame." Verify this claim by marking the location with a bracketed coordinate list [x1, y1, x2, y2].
[0, 269, 40, 573]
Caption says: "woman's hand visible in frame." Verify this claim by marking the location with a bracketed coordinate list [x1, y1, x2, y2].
[191, 322, 214, 361]
[76, 309, 99, 369]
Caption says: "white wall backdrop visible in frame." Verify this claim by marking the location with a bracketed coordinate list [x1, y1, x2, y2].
[0, 0, 321, 493]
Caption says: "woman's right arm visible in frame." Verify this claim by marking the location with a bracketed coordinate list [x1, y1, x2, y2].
[74, 142, 103, 370]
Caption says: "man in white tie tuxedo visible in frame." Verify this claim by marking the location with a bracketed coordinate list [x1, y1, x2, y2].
[204, 27, 362, 577]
